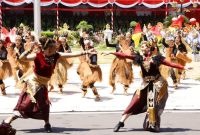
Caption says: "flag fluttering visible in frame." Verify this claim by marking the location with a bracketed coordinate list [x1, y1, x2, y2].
[132, 23, 142, 48]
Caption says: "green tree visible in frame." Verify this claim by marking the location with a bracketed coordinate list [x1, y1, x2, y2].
[130, 21, 137, 28]
[76, 20, 93, 32]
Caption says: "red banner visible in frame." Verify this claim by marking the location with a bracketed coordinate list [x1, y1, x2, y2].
[1, 0, 198, 8]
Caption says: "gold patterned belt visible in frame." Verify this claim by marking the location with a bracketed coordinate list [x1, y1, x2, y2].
[143, 75, 160, 82]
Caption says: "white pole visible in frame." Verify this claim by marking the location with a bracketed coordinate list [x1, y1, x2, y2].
[0, 1, 2, 39]
[56, 3, 59, 30]
[111, 4, 114, 31]
[34, 0, 41, 41]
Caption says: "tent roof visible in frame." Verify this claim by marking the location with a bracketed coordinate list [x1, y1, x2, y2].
[2, 0, 199, 8]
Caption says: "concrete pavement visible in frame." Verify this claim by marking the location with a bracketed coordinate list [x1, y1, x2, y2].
[1, 64, 200, 114]
[1, 112, 200, 135]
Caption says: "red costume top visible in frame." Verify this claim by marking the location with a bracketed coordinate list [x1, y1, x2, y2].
[34, 52, 60, 78]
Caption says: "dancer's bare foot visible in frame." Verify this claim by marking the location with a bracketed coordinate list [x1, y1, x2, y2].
[174, 82, 178, 89]
[1, 90, 6, 95]
[58, 88, 63, 94]
[82, 91, 87, 98]
[0, 84, 6, 95]
[95, 95, 100, 101]
[110, 86, 116, 94]
[58, 84, 63, 94]
[123, 90, 128, 96]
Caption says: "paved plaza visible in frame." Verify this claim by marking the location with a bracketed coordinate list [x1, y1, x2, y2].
[1, 64, 200, 114]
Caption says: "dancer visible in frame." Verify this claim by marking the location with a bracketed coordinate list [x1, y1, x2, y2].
[49, 36, 73, 93]
[174, 33, 191, 82]
[102, 41, 191, 132]
[0, 40, 12, 95]
[106, 34, 135, 94]
[162, 36, 179, 88]
[11, 35, 30, 84]
[187, 31, 200, 62]
[78, 32, 102, 101]
[0, 37, 95, 133]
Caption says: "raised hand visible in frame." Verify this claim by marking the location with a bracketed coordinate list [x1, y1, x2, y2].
[184, 65, 193, 71]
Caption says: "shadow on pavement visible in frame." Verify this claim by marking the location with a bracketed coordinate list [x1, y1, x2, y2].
[117, 128, 143, 132]
[116, 127, 192, 133]
[49, 91, 80, 95]
[89, 127, 114, 130]
[67, 82, 82, 85]
[180, 82, 200, 85]
[168, 86, 191, 89]
[49, 98, 62, 103]
[19, 127, 90, 133]
[2, 93, 20, 98]
[85, 96, 113, 102]
[160, 127, 192, 132]
[113, 93, 134, 96]
[96, 86, 109, 89]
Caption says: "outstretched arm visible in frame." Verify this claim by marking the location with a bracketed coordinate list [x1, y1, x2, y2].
[19, 50, 36, 61]
[59, 49, 96, 58]
[79, 37, 86, 50]
[105, 38, 117, 48]
[112, 52, 135, 60]
[161, 59, 184, 70]
[162, 38, 169, 48]
[102, 52, 135, 60]
[18, 42, 36, 61]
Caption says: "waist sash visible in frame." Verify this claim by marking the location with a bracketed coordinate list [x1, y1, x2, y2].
[20, 71, 50, 103]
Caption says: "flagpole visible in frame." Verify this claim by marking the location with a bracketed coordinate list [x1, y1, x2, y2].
[56, 3, 59, 30]
[0, 1, 2, 39]
[34, 0, 41, 41]
[111, 3, 114, 31]
[165, 4, 168, 17]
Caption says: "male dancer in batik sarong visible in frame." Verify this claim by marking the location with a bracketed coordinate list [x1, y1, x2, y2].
[0, 37, 95, 133]
[77, 32, 102, 101]
[102, 41, 191, 132]
[106, 34, 135, 94]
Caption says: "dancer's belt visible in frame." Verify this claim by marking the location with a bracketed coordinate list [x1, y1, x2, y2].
[143, 75, 160, 82]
